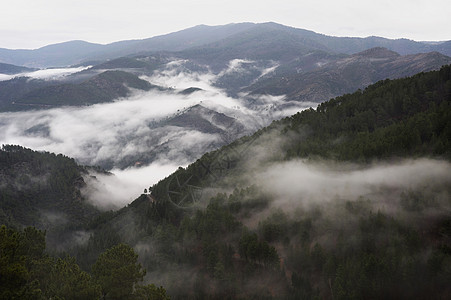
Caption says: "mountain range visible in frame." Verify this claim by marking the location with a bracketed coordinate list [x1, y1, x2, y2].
[245, 47, 451, 102]
[1, 46, 450, 112]
[1, 22, 450, 176]
[1, 22, 450, 68]
[1, 22, 451, 299]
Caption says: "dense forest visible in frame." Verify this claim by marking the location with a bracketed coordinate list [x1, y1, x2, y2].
[1, 66, 450, 299]
[0, 225, 169, 299]
[0, 145, 99, 230]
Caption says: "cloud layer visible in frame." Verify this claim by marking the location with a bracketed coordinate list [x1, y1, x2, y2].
[256, 159, 451, 208]
[0, 66, 91, 81]
[82, 162, 181, 210]
[0, 64, 315, 208]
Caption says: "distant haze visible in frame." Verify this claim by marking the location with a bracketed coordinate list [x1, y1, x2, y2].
[1, 0, 450, 49]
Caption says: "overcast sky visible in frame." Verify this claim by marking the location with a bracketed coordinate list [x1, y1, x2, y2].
[1, 0, 450, 49]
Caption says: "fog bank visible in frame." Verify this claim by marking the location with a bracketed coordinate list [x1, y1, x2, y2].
[0, 66, 91, 81]
[255, 158, 451, 209]
[82, 162, 181, 210]
[0, 61, 317, 209]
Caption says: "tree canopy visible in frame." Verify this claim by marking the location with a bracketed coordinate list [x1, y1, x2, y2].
[92, 243, 146, 299]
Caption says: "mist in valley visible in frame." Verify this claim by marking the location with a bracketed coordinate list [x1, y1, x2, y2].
[0, 61, 316, 209]
[89, 109, 450, 297]
[0, 66, 91, 81]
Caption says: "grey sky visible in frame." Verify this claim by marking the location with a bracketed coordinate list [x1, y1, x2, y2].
[1, 0, 450, 49]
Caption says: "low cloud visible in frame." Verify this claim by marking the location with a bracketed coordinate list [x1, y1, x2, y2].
[217, 59, 256, 77]
[81, 162, 181, 210]
[0, 90, 208, 166]
[142, 60, 215, 91]
[254, 158, 451, 211]
[0, 60, 319, 209]
[0, 66, 91, 81]
[0, 66, 303, 170]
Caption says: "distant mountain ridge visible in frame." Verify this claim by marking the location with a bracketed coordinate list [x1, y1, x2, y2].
[0, 70, 163, 111]
[0, 62, 37, 74]
[0, 23, 256, 68]
[244, 48, 451, 102]
[0, 22, 450, 68]
[1, 47, 450, 112]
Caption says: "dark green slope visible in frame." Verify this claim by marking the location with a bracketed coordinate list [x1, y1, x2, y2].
[78, 66, 451, 299]
[284, 65, 451, 160]
[0, 145, 101, 248]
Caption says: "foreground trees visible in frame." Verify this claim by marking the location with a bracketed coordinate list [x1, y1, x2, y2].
[92, 243, 146, 299]
[0, 225, 168, 300]
[0, 225, 46, 299]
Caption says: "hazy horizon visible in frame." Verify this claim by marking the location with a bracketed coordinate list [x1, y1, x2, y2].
[1, 0, 450, 49]
[2, 21, 450, 51]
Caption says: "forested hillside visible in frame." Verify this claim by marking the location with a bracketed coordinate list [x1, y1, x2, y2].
[0, 145, 101, 248]
[72, 66, 451, 298]
[284, 64, 451, 160]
